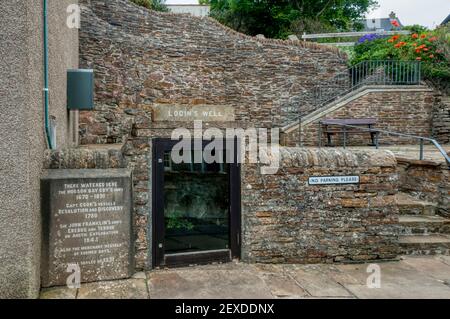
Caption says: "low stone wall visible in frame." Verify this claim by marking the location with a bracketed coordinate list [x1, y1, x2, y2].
[242, 148, 399, 263]
[397, 158, 450, 217]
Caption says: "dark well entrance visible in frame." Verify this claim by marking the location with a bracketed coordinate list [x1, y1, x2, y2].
[152, 139, 241, 267]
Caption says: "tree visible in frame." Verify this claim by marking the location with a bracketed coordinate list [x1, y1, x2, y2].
[130, 0, 169, 12]
[209, 0, 378, 38]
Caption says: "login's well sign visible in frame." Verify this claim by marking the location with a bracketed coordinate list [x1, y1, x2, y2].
[41, 169, 134, 287]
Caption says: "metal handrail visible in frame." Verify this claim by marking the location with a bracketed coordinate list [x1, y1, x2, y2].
[302, 30, 411, 40]
[318, 123, 450, 167]
[313, 60, 422, 109]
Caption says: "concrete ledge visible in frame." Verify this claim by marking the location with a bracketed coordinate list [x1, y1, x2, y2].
[44, 145, 126, 169]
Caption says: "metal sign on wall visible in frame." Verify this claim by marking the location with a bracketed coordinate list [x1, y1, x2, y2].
[308, 175, 360, 185]
[152, 104, 235, 122]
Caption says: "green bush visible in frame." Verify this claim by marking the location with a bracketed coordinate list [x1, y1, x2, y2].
[129, 0, 168, 12]
[130, 0, 151, 9]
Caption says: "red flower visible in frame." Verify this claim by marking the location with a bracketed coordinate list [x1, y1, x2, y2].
[420, 34, 427, 39]
[412, 33, 419, 39]
[416, 57, 422, 61]
[429, 54, 434, 59]
[392, 35, 400, 41]
[429, 36, 437, 42]
[416, 49, 422, 53]
[412, 43, 418, 47]
[391, 20, 400, 27]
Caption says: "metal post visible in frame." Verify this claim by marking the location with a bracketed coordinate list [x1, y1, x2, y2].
[419, 139, 424, 160]
[375, 132, 380, 150]
[318, 122, 322, 148]
[343, 126, 347, 149]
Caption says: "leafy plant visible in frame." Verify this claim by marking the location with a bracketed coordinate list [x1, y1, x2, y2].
[208, 0, 378, 39]
[351, 28, 450, 84]
[166, 212, 195, 231]
[130, 0, 168, 12]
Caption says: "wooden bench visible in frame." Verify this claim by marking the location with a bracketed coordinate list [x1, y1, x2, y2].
[320, 118, 379, 146]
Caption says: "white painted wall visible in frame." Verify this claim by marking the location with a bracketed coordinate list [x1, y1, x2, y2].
[167, 5, 210, 17]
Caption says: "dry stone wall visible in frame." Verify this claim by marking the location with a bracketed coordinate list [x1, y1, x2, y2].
[289, 88, 437, 147]
[79, 0, 347, 145]
[242, 148, 399, 263]
[397, 158, 450, 217]
[432, 94, 450, 144]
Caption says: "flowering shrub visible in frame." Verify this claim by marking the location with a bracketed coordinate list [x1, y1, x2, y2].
[351, 28, 450, 83]
[357, 34, 384, 44]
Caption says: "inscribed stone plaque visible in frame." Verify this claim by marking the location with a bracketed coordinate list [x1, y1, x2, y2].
[41, 169, 133, 287]
[152, 104, 235, 122]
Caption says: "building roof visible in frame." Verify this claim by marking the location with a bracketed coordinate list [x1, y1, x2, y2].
[361, 18, 404, 32]
[442, 14, 450, 25]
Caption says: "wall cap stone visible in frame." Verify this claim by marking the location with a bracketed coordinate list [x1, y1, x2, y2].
[262, 147, 397, 168]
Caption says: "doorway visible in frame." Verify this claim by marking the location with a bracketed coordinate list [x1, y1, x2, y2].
[152, 138, 241, 268]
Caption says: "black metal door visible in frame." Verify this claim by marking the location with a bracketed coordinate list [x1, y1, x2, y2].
[152, 138, 241, 268]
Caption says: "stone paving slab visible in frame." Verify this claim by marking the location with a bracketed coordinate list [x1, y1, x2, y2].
[334, 260, 450, 299]
[147, 265, 274, 299]
[401, 256, 450, 283]
[77, 279, 148, 299]
[283, 264, 353, 298]
[40, 257, 450, 299]
[40, 286, 77, 299]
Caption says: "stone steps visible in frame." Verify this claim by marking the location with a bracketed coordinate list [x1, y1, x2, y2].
[399, 234, 450, 256]
[396, 192, 450, 255]
[396, 192, 437, 216]
[398, 215, 450, 235]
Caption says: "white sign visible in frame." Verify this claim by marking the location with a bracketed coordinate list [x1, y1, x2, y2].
[152, 104, 235, 122]
[308, 175, 360, 185]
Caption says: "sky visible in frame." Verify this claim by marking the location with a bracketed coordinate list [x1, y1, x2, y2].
[166, 0, 450, 29]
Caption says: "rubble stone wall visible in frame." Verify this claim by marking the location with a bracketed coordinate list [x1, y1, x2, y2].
[241, 148, 399, 263]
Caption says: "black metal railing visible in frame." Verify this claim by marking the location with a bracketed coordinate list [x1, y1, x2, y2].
[318, 123, 450, 167]
[313, 60, 422, 108]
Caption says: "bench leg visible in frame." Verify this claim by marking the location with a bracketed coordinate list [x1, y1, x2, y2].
[327, 133, 333, 147]
[370, 132, 376, 146]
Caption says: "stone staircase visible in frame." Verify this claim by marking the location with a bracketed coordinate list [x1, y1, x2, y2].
[397, 192, 450, 255]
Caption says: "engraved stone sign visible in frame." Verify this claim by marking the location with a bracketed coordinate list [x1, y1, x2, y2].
[152, 104, 235, 122]
[41, 169, 133, 287]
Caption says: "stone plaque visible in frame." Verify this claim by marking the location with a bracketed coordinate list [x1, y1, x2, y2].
[152, 104, 235, 122]
[308, 175, 360, 185]
[41, 169, 133, 287]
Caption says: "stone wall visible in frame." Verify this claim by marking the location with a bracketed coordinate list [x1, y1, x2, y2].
[397, 158, 449, 217]
[286, 88, 437, 147]
[242, 148, 399, 263]
[0, 0, 78, 298]
[432, 94, 450, 144]
[78, 0, 347, 145]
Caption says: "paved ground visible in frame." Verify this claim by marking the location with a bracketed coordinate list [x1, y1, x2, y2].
[40, 256, 450, 299]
